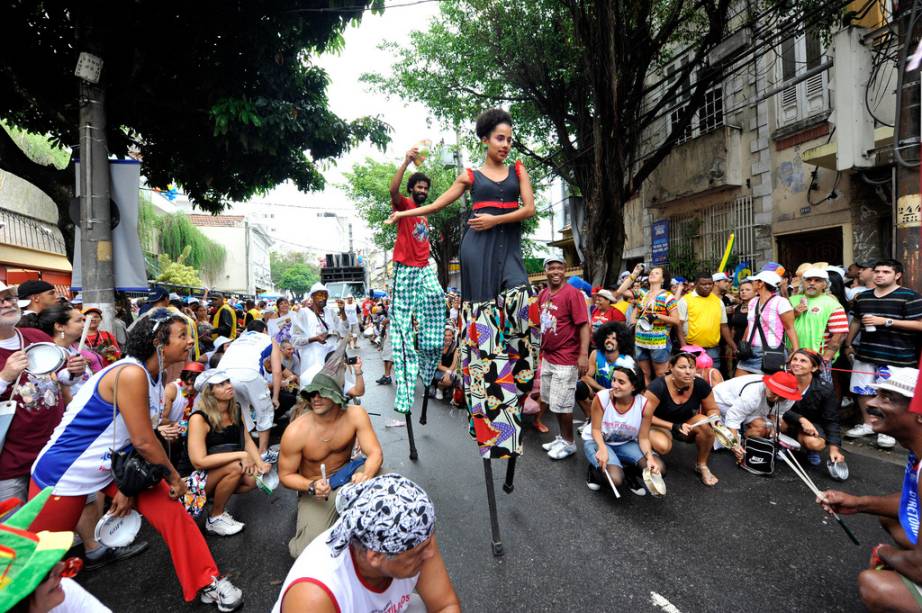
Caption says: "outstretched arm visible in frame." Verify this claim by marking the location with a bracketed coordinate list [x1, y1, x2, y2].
[387, 172, 471, 223]
[389, 147, 418, 207]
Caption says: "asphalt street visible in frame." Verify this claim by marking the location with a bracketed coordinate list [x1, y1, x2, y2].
[77, 341, 906, 612]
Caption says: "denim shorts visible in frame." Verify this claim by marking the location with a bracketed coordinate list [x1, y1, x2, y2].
[583, 438, 644, 468]
[635, 342, 671, 364]
[737, 343, 764, 373]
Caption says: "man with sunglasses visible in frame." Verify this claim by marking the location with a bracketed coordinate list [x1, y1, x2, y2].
[278, 365, 383, 559]
[291, 283, 335, 384]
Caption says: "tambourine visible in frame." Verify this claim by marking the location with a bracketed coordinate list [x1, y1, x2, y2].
[777, 433, 802, 451]
[25, 342, 68, 376]
[712, 422, 740, 449]
[642, 466, 666, 497]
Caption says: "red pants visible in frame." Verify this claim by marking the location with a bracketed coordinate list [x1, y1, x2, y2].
[28, 480, 218, 602]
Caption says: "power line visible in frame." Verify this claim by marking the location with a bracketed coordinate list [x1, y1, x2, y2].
[286, 0, 444, 13]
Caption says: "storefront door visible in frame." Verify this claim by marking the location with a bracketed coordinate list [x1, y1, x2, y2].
[776, 227, 843, 267]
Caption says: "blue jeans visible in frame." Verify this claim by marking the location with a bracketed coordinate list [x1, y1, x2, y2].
[704, 346, 721, 369]
[636, 341, 671, 364]
[583, 439, 644, 468]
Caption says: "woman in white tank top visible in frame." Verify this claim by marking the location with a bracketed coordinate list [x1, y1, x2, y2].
[582, 365, 665, 494]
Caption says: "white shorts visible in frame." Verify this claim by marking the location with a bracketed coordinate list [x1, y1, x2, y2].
[229, 372, 274, 432]
[539, 358, 579, 414]
[850, 358, 892, 397]
[381, 334, 393, 362]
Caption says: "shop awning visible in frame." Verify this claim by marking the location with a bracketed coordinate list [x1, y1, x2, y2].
[0, 244, 72, 273]
[801, 126, 894, 170]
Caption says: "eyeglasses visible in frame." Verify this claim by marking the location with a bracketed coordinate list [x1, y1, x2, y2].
[0, 295, 17, 306]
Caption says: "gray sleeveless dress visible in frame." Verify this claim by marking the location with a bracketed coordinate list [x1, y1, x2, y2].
[460, 161, 529, 303]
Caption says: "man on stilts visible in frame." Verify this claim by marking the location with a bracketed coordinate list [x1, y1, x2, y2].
[388, 145, 446, 459]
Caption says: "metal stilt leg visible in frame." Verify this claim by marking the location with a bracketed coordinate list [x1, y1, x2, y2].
[483, 458, 504, 556]
[405, 413, 418, 460]
[419, 385, 429, 425]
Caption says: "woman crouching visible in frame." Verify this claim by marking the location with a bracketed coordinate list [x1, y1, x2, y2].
[182, 369, 270, 535]
[583, 365, 664, 496]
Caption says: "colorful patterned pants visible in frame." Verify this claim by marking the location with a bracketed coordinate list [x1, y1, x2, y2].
[461, 285, 539, 459]
[390, 263, 445, 414]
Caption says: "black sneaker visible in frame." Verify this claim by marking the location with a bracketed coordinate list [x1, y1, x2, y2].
[376, 376, 392, 385]
[586, 465, 601, 491]
[84, 541, 150, 571]
[624, 469, 647, 496]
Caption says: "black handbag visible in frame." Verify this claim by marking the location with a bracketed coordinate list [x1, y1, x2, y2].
[110, 366, 169, 496]
[750, 296, 786, 374]
[742, 436, 776, 475]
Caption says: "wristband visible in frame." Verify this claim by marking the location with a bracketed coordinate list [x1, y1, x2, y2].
[306, 480, 317, 496]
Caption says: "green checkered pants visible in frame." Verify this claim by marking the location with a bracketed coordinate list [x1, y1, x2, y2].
[390, 263, 445, 414]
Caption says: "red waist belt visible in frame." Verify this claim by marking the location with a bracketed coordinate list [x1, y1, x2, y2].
[472, 201, 519, 211]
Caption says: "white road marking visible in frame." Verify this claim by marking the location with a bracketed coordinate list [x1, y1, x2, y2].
[650, 591, 682, 613]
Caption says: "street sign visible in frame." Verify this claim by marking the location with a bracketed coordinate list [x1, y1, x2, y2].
[651, 220, 670, 265]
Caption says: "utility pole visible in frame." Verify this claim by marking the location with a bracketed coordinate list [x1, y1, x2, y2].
[895, 0, 922, 292]
[75, 39, 116, 329]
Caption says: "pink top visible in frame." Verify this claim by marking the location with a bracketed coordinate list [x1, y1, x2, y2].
[744, 295, 792, 348]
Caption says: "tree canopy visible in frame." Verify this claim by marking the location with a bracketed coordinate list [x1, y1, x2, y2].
[0, 1, 390, 254]
[367, 0, 840, 285]
[271, 250, 319, 287]
[278, 262, 320, 298]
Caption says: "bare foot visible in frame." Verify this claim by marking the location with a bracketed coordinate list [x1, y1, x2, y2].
[695, 464, 719, 487]
[534, 420, 550, 433]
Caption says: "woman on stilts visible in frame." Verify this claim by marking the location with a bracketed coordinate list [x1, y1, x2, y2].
[389, 108, 538, 554]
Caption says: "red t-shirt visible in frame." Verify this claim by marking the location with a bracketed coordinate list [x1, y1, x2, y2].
[0, 327, 66, 479]
[538, 285, 589, 365]
[590, 306, 626, 331]
[393, 196, 430, 267]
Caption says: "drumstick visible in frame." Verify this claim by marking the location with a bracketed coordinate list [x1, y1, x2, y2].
[321, 463, 328, 501]
[602, 467, 621, 499]
[77, 316, 92, 353]
[690, 415, 719, 429]
[779, 450, 859, 545]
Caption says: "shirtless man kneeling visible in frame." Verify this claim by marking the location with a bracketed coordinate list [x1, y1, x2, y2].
[278, 368, 383, 558]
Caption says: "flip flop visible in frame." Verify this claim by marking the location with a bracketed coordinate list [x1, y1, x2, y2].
[695, 464, 719, 487]
[534, 420, 550, 433]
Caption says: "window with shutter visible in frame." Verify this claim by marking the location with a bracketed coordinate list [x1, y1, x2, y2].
[776, 28, 828, 127]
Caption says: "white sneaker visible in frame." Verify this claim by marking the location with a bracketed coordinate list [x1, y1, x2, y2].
[542, 436, 564, 452]
[201, 576, 243, 612]
[261, 449, 279, 464]
[206, 514, 244, 536]
[435, 389, 444, 400]
[218, 512, 244, 529]
[877, 433, 897, 449]
[845, 423, 875, 438]
[549, 441, 577, 460]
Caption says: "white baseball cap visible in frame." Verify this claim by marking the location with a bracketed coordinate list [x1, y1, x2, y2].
[194, 369, 232, 393]
[212, 336, 231, 351]
[747, 270, 782, 287]
[712, 272, 729, 282]
[870, 367, 919, 399]
[309, 282, 328, 296]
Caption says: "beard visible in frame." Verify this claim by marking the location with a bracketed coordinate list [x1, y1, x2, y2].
[412, 192, 426, 205]
[0, 307, 21, 328]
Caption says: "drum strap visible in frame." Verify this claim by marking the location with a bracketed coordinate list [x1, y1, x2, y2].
[737, 379, 781, 444]
[2, 330, 26, 402]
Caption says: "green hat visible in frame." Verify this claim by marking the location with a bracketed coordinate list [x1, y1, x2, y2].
[0, 487, 74, 611]
[299, 338, 349, 407]
[300, 372, 347, 407]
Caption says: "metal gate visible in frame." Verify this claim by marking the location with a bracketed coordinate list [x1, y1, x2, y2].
[668, 195, 756, 271]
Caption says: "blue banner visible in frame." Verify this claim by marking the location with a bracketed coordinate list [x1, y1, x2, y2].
[651, 220, 670, 265]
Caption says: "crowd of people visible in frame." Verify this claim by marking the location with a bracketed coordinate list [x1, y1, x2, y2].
[2, 106, 922, 612]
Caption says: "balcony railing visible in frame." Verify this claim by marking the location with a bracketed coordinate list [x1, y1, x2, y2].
[0, 208, 66, 255]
